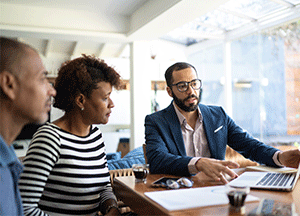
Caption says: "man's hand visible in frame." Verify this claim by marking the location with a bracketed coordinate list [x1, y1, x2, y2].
[278, 149, 300, 168]
[195, 158, 239, 184]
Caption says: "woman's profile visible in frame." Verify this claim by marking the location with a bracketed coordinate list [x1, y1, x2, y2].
[19, 55, 122, 216]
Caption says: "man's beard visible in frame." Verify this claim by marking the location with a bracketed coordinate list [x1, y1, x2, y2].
[172, 91, 200, 112]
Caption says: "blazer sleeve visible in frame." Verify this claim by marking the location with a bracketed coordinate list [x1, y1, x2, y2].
[144, 113, 192, 176]
[221, 107, 279, 167]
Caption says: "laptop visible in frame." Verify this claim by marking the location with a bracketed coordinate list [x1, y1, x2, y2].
[228, 163, 300, 191]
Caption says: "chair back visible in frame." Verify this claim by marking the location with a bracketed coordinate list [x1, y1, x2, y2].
[109, 168, 134, 185]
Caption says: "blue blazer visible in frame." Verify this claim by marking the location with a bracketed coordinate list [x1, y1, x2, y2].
[144, 102, 279, 176]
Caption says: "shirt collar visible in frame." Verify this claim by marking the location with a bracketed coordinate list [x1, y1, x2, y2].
[172, 101, 203, 126]
[0, 135, 20, 167]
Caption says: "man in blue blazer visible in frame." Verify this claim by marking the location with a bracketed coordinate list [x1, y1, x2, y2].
[144, 62, 300, 184]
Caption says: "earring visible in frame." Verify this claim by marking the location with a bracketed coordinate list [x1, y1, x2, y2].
[81, 107, 84, 111]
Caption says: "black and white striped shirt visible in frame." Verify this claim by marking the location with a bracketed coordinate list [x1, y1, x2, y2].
[19, 123, 116, 216]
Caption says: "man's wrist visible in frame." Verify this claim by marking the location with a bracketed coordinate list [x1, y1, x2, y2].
[273, 151, 284, 167]
[188, 157, 201, 174]
[277, 151, 282, 164]
[195, 157, 202, 172]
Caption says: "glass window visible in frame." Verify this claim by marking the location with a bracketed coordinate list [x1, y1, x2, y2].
[231, 21, 300, 145]
[196, 10, 249, 31]
[189, 45, 225, 107]
[220, 0, 286, 19]
[188, 20, 300, 146]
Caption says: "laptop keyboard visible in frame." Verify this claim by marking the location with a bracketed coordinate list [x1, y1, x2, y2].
[256, 173, 294, 187]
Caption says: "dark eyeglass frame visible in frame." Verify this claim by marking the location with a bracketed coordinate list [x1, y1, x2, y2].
[170, 79, 202, 92]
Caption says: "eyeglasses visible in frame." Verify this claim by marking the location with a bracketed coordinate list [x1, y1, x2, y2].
[166, 177, 193, 189]
[170, 79, 202, 92]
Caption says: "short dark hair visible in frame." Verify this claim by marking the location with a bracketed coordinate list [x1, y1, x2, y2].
[0, 37, 37, 98]
[164, 62, 197, 87]
[0, 37, 35, 74]
[53, 54, 122, 112]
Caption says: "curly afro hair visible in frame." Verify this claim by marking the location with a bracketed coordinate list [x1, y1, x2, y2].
[53, 54, 122, 112]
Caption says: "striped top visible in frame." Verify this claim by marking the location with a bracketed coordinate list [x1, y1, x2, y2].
[19, 123, 116, 216]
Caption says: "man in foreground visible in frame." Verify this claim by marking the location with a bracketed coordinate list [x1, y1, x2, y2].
[0, 37, 56, 215]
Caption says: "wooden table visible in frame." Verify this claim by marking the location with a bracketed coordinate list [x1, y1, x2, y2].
[113, 169, 300, 216]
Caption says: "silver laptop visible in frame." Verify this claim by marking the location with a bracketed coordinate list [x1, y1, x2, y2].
[228, 164, 300, 191]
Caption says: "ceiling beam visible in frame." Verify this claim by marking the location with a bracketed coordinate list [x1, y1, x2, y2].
[70, 41, 81, 59]
[44, 40, 53, 57]
[0, 25, 128, 43]
[115, 44, 128, 58]
[127, 0, 229, 40]
[0, 3, 128, 43]
[217, 7, 257, 22]
[100, 44, 129, 58]
[1, 0, 229, 43]
[96, 44, 106, 58]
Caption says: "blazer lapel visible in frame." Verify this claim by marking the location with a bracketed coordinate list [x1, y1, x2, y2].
[199, 104, 218, 159]
[164, 103, 187, 156]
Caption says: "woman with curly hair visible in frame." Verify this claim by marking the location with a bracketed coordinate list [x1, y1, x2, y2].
[19, 55, 122, 216]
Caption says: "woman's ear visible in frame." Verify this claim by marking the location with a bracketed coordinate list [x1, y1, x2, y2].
[75, 93, 86, 110]
[0, 71, 19, 100]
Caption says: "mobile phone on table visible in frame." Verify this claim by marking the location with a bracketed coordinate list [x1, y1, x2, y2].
[151, 177, 179, 188]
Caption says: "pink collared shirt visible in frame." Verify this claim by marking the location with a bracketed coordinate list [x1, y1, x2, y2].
[173, 103, 210, 174]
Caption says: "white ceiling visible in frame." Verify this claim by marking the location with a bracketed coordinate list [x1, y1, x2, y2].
[2, 0, 299, 59]
[0, 0, 147, 15]
[0, 0, 228, 58]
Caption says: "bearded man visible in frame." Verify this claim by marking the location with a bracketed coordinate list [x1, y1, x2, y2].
[144, 62, 300, 184]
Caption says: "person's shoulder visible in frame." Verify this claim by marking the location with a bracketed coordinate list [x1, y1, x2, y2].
[0, 135, 7, 147]
[146, 106, 169, 120]
[199, 104, 227, 116]
[199, 103, 223, 111]
[29, 123, 61, 150]
[0, 138, 12, 165]
[36, 122, 56, 132]
[33, 122, 60, 139]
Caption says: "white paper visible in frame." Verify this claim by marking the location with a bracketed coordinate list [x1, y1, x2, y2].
[144, 185, 259, 211]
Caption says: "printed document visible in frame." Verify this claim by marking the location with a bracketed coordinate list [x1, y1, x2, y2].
[145, 185, 259, 211]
